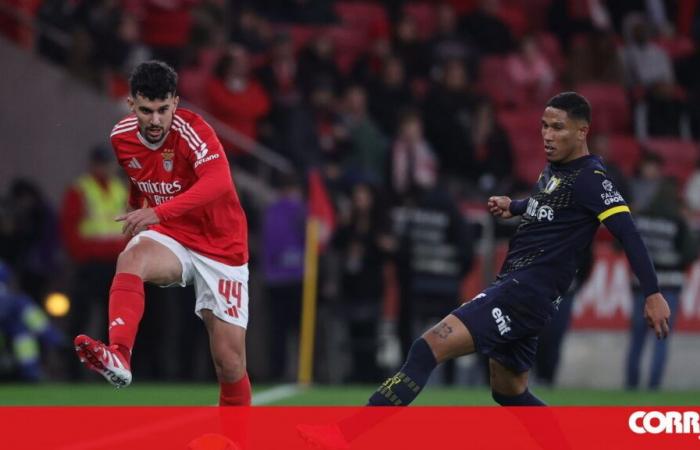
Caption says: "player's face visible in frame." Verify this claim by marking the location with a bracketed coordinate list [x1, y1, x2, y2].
[541, 107, 588, 164]
[128, 94, 179, 144]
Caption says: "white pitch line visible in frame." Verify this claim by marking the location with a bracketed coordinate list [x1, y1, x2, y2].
[252, 383, 302, 405]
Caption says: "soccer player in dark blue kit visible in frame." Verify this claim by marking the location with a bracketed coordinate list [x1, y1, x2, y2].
[299, 92, 672, 449]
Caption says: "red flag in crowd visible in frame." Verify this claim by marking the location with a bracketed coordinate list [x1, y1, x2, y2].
[307, 169, 335, 251]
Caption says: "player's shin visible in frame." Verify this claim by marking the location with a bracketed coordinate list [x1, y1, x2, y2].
[220, 372, 252, 406]
[367, 337, 437, 406]
[108, 272, 145, 364]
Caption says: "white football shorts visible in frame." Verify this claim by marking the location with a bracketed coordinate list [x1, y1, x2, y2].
[126, 230, 249, 329]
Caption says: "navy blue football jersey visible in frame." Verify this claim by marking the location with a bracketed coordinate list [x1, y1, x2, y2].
[500, 154, 630, 297]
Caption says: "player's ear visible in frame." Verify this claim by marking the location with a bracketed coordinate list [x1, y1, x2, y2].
[126, 96, 134, 112]
[578, 123, 589, 141]
[173, 95, 180, 109]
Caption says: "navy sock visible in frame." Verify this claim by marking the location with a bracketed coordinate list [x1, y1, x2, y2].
[492, 389, 546, 406]
[368, 338, 437, 406]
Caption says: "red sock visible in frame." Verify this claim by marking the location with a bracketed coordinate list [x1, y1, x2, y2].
[219, 373, 251, 406]
[108, 272, 144, 364]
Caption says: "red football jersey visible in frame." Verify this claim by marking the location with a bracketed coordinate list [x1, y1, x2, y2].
[110, 108, 248, 266]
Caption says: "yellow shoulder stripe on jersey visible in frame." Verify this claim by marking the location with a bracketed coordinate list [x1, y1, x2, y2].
[593, 170, 606, 176]
[598, 205, 631, 222]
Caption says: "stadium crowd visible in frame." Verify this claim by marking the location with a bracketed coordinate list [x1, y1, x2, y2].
[1, 0, 700, 385]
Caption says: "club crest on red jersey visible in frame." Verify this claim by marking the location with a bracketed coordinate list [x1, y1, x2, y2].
[162, 148, 174, 172]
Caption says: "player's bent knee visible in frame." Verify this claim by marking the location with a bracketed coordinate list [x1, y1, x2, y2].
[116, 247, 147, 276]
[212, 350, 246, 382]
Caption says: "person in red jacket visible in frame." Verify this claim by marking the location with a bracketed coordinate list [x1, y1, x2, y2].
[60, 146, 128, 379]
[205, 44, 270, 155]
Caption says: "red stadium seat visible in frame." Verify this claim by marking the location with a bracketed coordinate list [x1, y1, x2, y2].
[644, 138, 700, 186]
[536, 32, 565, 74]
[334, 2, 389, 34]
[654, 35, 695, 60]
[402, 2, 437, 40]
[286, 25, 321, 53]
[498, 108, 545, 183]
[497, 4, 530, 38]
[501, 0, 552, 29]
[575, 83, 631, 134]
[479, 56, 528, 109]
[325, 26, 369, 73]
[606, 134, 641, 177]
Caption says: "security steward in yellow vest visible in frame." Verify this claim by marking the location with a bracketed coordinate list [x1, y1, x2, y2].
[60, 146, 127, 378]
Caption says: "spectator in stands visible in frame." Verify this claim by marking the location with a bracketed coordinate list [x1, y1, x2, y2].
[590, 134, 632, 201]
[390, 109, 438, 199]
[423, 58, 481, 182]
[392, 170, 474, 385]
[621, 13, 684, 138]
[60, 146, 127, 379]
[332, 181, 394, 382]
[568, 30, 625, 85]
[297, 33, 343, 97]
[259, 0, 337, 24]
[460, 0, 516, 55]
[230, 6, 272, 57]
[366, 55, 413, 136]
[626, 153, 697, 389]
[428, 3, 478, 78]
[36, 0, 77, 66]
[137, 0, 197, 70]
[262, 173, 306, 381]
[608, 0, 675, 37]
[257, 33, 304, 152]
[392, 13, 430, 81]
[630, 152, 665, 212]
[205, 44, 270, 155]
[0, 179, 58, 305]
[337, 85, 388, 184]
[534, 246, 592, 386]
[684, 158, 700, 212]
[621, 25, 673, 84]
[472, 101, 514, 195]
[0, 261, 64, 381]
[547, 0, 611, 50]
[506, 34, 557, 105]
[351, 27, 393, 85]
[258, 33, 300, 105]
[187, 0, 228, 57]
[675, 32, 700, 139]
[84, 10, 150, 96]
[71, 0, 124, 88]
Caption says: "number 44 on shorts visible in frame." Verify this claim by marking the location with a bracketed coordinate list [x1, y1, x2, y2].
[218, 279, 243, 318]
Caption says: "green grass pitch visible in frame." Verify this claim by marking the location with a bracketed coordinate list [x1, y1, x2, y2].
[0, 383, 697, 406]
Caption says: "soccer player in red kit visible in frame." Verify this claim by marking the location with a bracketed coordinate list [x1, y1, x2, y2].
[74, 60, 251, 406]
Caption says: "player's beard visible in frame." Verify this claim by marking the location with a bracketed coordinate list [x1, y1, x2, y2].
[143, 125, 166, 144]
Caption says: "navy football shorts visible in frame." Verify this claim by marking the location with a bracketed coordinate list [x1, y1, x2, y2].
[451, 275, 558, 373]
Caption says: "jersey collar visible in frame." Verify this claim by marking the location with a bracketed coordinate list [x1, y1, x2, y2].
[137, 130, 170, 151]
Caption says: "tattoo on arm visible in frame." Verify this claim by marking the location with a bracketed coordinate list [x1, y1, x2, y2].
[432, 322, 453, 339]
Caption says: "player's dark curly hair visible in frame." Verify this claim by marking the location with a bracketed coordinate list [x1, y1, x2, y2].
[129, 60, 178, 100]
[546, 92, 591, 124]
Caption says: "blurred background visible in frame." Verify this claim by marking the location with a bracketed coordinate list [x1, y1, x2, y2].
[1, 0, 700, 398]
